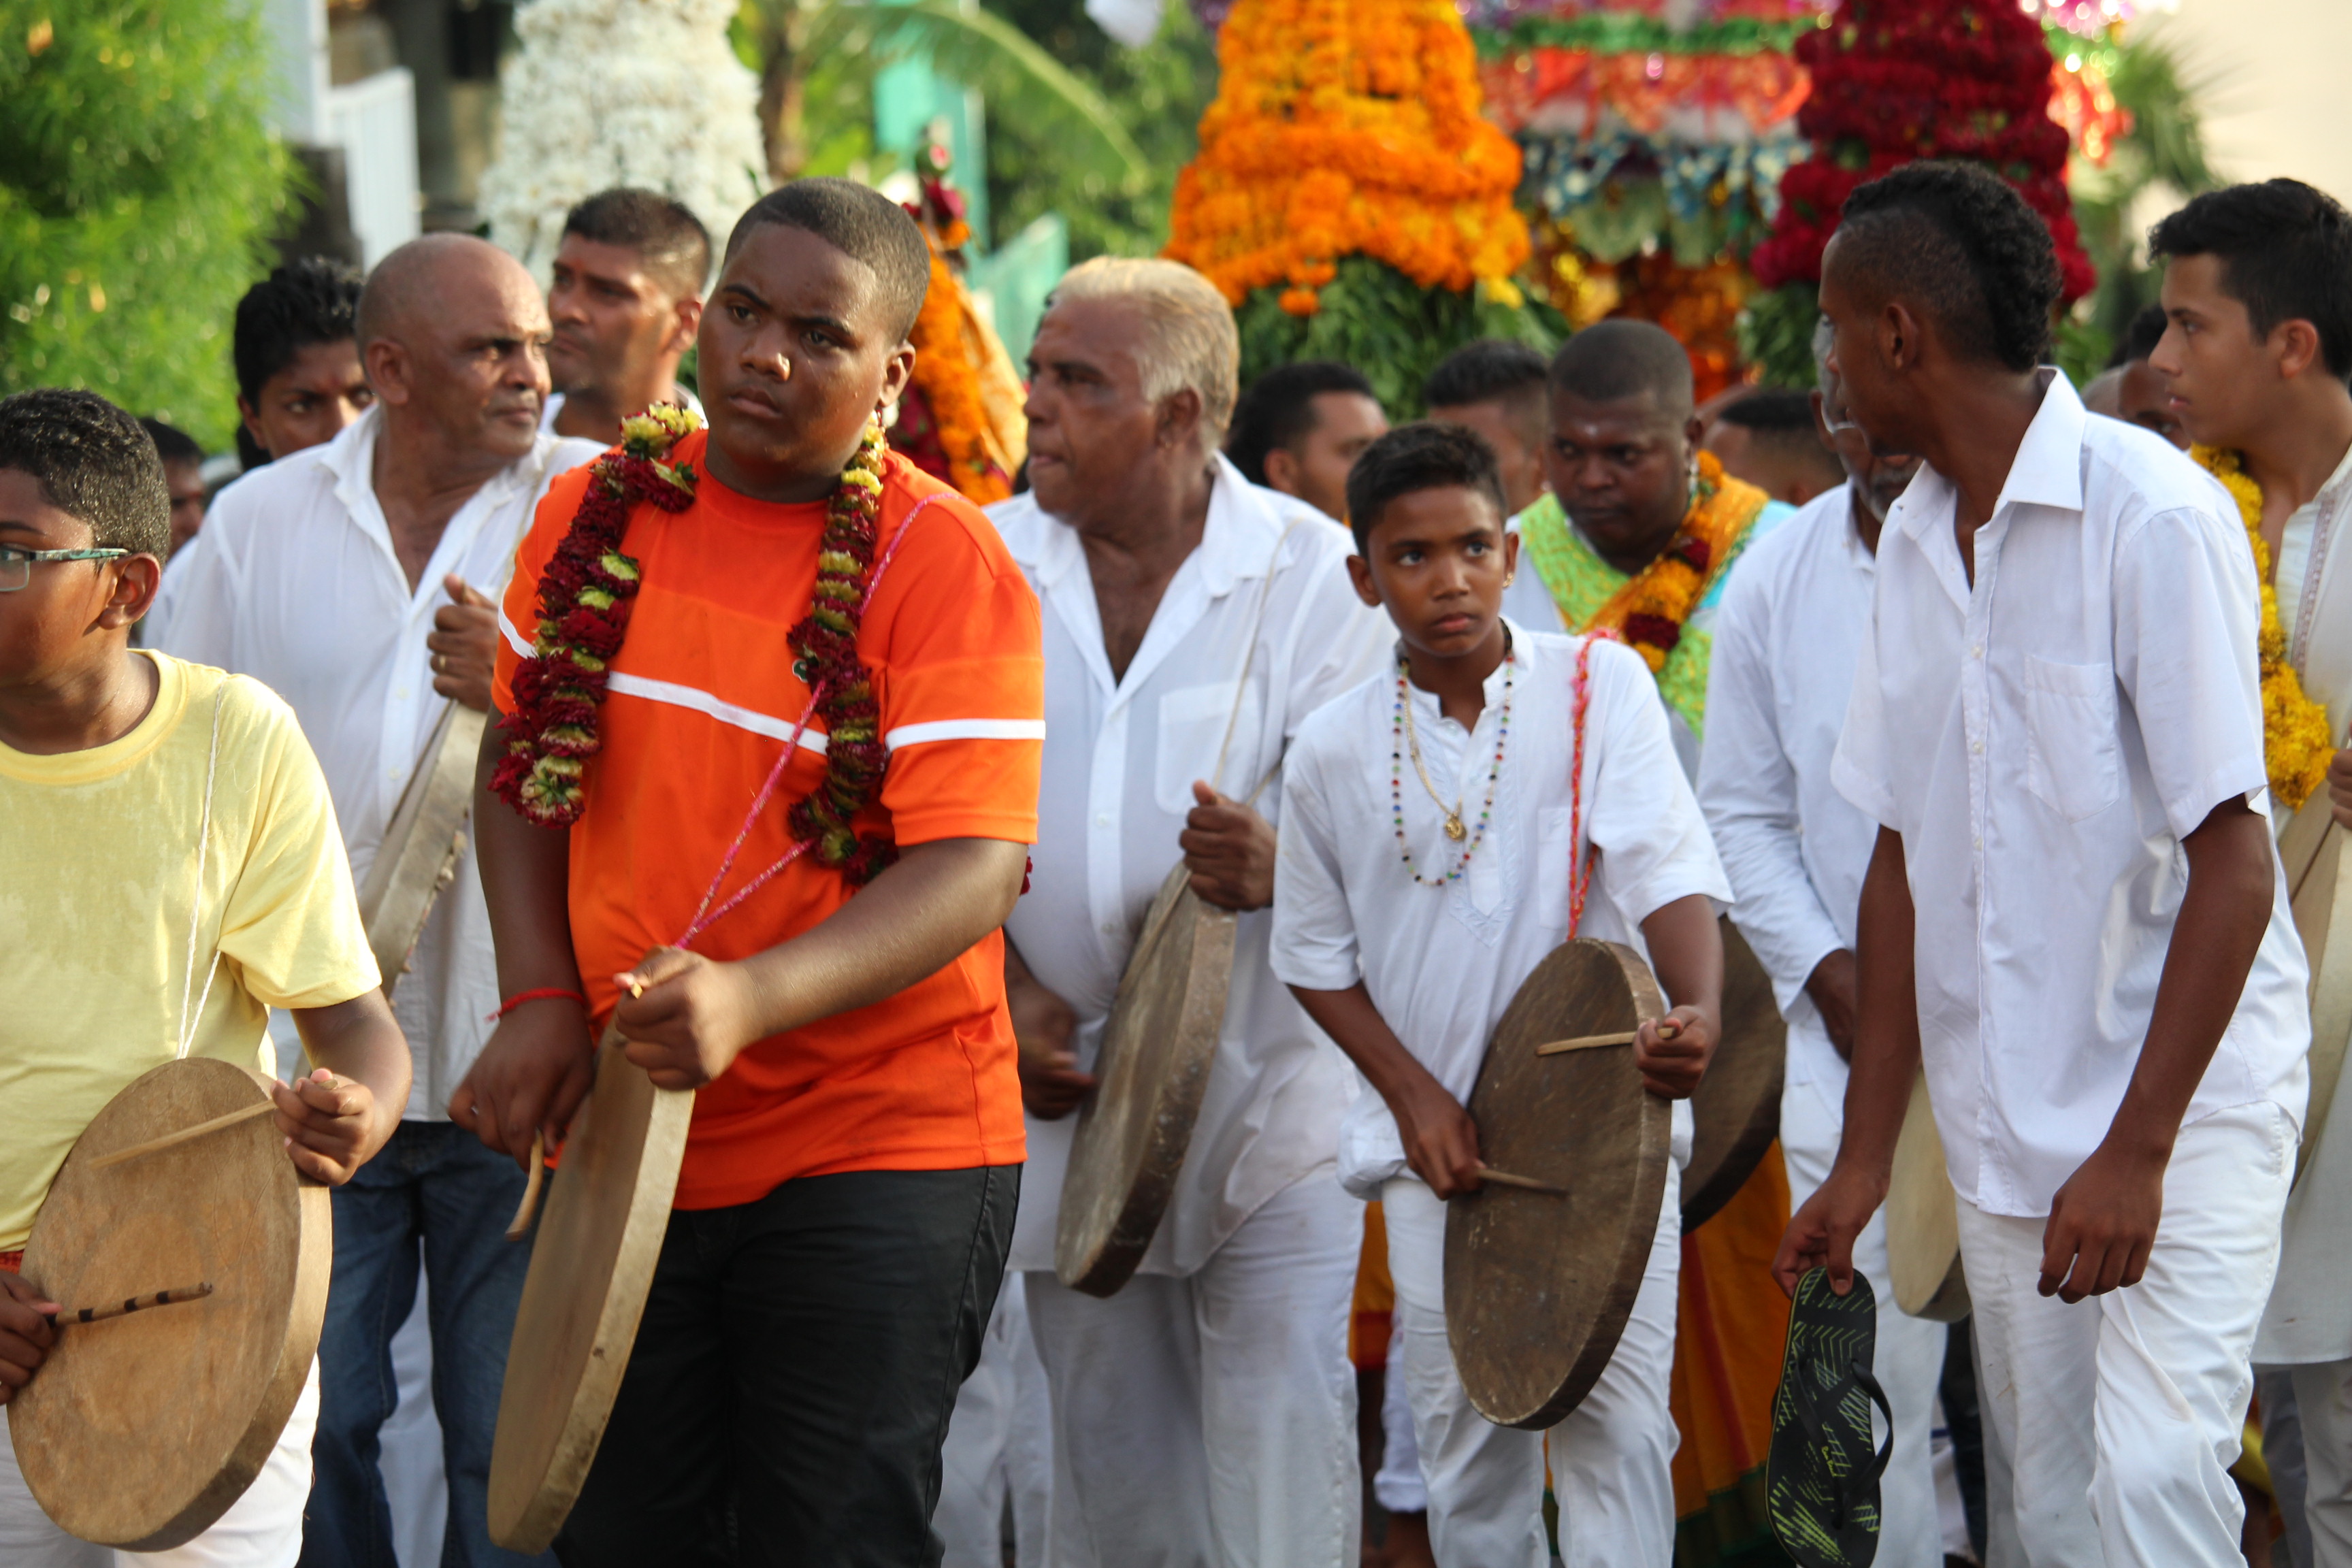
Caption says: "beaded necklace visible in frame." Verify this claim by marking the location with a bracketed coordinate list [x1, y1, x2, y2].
[1391, 632, 1514, 887]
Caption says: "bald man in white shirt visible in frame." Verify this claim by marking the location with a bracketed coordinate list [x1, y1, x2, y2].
[152, 233, 603, 1568]
[1780, 162, 2308, 1568]
[987, 258, 1388, 1567]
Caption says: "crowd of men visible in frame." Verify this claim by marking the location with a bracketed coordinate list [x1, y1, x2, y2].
[2, 161, 2350, 1568]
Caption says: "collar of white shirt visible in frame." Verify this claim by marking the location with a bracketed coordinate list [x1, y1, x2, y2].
[1891, 368, 2085, 556]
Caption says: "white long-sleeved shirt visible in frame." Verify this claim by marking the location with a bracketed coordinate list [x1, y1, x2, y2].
[1270, 625, 1729, 1197]
[1832, 372, 2309, 1217]
[148, 407, 605, 1120]
[1697, 482, 1879, 1093]
[987, 457, 1390, 1275]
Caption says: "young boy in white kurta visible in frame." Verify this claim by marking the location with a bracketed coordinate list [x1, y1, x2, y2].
[1781, 161, 2311, 1567]
[1271, 423, 1731, 1568]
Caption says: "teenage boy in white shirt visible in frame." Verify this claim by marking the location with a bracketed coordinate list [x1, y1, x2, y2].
[1697, 331, 1946, 1567]
[1272, 421, 1729, 1567]
[1778, 159, 2311, 1567]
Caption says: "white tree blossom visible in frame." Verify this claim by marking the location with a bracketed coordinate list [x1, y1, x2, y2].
[481, 0, 766, 276]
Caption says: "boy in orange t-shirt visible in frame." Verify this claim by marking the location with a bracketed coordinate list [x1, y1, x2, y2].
[451, 179, 1043, 1564]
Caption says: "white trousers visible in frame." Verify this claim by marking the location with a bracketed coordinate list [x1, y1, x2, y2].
[936, 1273, 1054, 1568]
[1782, 1073, 1952, 1568]
[1025, 1168, 1361, 1568]
[1957, 1100, 2293, 1568]
[1375, 1321, 1428, 1514]
[2290, 1358, 2352, 1568]
[0, 1358, 320, 1568]
[1382, 1164, 1681, 1568]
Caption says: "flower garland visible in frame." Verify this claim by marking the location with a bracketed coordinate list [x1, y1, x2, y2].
[494, 410, 903, 883]
[1164, 0, 1531, 315]
[903, 246, 1014, 504]
[2191, 445, 2335, 811]
[1586, 451, 1763, 673]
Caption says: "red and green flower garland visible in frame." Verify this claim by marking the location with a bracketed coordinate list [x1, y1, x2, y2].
[492, 407, 901, 884]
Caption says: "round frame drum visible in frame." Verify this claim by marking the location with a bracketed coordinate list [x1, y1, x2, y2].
[1446, 938, 1673, 1429]
[15, 1058, 329, 1551]
[1056, 864, 1237, 1297]
[1884, 1069, 1969, 1321]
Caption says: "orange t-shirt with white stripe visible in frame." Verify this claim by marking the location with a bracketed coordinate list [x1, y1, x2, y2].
[493, 436, 1042, 1208]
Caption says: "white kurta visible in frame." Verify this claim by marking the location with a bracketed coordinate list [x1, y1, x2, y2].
[1831, 372, 2310, 1218]
[2261, 438, 2352, 1370]
[987, 457, 1389, 1277]
[1271, 626, 1725, 1197]
[1696, 481, 1956, 1568]
[148, 408, 606, 1119]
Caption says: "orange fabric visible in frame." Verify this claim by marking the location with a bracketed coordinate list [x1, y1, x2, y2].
[1668, 1143, 1793, 1565]
[494, 438, 1044, 1209]
[1350, 1200, 1393, 1369]
[0, 1250, 18, 1273]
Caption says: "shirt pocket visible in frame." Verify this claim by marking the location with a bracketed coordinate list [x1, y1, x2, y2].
[2021, 654, 2122, 821]
[1154, 679, 1258, 815]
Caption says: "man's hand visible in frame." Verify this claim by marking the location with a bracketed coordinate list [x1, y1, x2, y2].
[1008, 961, 1092, 1120]
[1180, 781, 1277, 911]
[1633, 1004, 1714, 1099]
[2331, 746, 2352, 832]
[611, 947, 768, 1090]
[449, 993, 598, 1166]
[0, 1273, 58, 1405]
[1772, 1164, 1886, 1296]
[268, 1069, 380, 1185]
[1804, 949, 1860, 1062]
[428, 574, 500, 713]
[1393, 1073, 1485, 1198]
[2038, 1140, 2166, 1303]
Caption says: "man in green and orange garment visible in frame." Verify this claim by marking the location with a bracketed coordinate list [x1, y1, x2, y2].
[1499, 318, 1801, 1561]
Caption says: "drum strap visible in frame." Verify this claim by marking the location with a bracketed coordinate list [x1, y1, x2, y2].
[174, 684, 229, 1060]
[1565, 634, 1601, 938]
[1207, 517, 1306, 806]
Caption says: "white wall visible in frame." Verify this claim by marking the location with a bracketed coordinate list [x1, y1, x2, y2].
[2141, 0, 2352, 205]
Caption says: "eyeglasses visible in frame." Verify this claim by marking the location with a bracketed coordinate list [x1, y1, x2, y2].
[0, 546, 130, 592]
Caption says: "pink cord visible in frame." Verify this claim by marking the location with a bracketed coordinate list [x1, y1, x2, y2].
[1565, 631, 1606, 938]
[673, 493, 944, 952]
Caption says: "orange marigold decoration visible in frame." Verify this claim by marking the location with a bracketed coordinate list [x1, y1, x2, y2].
[1165, 0, 1533, 316]
[895, 154, 1025, 505]
[904, 246, 1015, 505]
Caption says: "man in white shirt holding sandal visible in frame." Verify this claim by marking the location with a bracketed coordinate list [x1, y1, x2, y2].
[985, 257, 1387, 1566]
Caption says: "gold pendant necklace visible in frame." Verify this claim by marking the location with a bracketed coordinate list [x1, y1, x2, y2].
[1402, 682, 1470, 838]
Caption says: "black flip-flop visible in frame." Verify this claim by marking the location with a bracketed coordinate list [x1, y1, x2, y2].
[1769, 1267, 1894, 1568]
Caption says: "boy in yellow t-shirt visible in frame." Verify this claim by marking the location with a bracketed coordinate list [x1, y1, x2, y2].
[0, 389, 409, 1567]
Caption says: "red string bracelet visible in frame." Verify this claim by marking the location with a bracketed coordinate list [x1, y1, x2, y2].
[487, 987, 588, 1024]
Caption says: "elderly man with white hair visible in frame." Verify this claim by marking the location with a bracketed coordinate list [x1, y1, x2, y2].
[985, 258, 1388, 1565]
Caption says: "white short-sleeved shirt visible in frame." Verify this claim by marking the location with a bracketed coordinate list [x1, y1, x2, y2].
[1698, 483, 1882, 1092]
[1271, 625, 1731, 1197]
[1831, 372, 2310, 1217]
[148, 408, 606, 1120]
[987, 457, 1391, 1275]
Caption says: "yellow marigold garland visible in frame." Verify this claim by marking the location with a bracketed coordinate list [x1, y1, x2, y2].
[2192, 444, 2334, 811]
[1164, 0, 1531, 314]
[1586, 451, 1762, 674]
[907, 245, 1012, 505]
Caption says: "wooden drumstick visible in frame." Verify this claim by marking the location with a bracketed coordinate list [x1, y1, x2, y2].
[86, 1102, 276, 1170]
[48, 1281, 214, 1326]
[1535, 1030, 1638, 1056]
[1473, 1166, 1567, 1195]
[505, 1133, 547, 1241]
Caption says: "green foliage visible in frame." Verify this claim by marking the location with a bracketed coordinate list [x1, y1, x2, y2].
[2065, 33, 2219, 345]
[981, 0, 1218, 259]
[1736, 282, 1820, 389]
[0, 1, 296, 451]
[1235, 257, 1568, 420]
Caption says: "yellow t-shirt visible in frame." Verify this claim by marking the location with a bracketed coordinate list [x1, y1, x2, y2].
[0, 653, 380, 1249]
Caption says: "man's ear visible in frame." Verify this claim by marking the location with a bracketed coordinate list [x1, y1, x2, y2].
[1502, 527, 1522, 583]
[1154, 387, 1206, 453]
[1879, 301, 1920, 372]
[98, 554, 164, 632]
[667, 297, 704, 359]
[873, 342, 918, 421]
[1681, 412, 1708, 459]
[238, 395, 267, 453]
[363, 339, 410, 408]
[2272, 317, 2329, 382]
[1262, 445, 1304, 498]
[1344, 551, 1384, 609]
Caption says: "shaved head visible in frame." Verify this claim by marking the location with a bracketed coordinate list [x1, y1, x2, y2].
[1548, 319, 1695, 419]
[356, 233, 539, 353]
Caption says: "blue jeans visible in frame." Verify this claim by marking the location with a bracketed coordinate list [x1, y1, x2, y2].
[301, 1120, 553, 1568]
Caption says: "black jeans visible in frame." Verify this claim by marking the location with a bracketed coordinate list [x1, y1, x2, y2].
[553, 1164, 1021, 1568]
